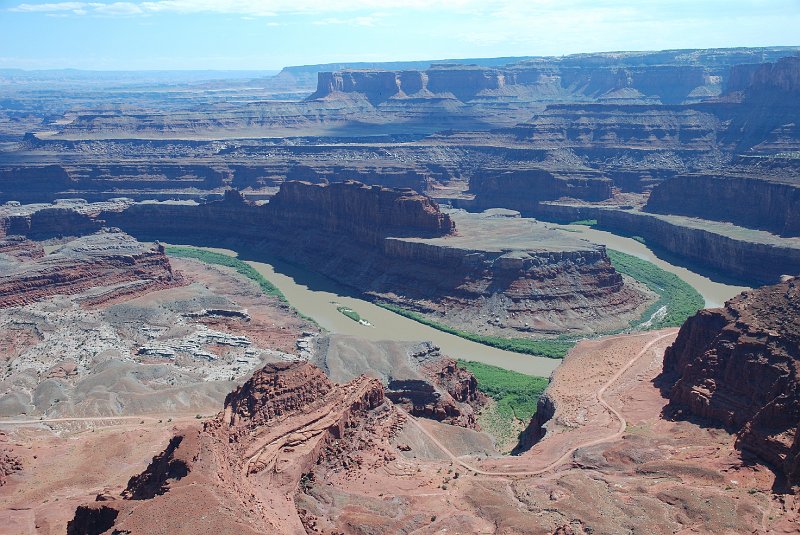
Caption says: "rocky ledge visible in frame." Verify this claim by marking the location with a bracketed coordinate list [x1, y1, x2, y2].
[662, 277, 800, 487]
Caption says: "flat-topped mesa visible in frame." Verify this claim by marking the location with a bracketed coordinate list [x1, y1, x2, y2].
[309, 67, 507, 104]
[268, 180, 455, 245]
[308, 54, 776, 106]
[470, 167, 613, 211]
[662, 277, 800, 487]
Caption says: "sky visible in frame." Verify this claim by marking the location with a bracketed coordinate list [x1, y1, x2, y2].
[1, 0, 799, 71]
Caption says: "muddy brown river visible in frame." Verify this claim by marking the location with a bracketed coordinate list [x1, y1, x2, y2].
[176, 224, 748, 377]
[555, 225, 750, 308]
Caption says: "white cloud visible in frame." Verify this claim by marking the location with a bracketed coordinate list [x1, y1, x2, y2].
[10, 0, 481, 17]
[13, 1, 88, 12]
[313, 15, 380, 27]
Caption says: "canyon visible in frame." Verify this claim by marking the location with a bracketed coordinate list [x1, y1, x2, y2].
[1, 181, 651, 338]
[1, 52, 798, 288]
[2, 44, 800, 535]
[60, 327, 799, 534]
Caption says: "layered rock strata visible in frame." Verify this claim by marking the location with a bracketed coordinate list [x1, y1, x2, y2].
[266, 180, 454, 243]
[646, 171, 800, 236]
[534, 201, 800, 283]
[67, 361, 392, 535]
[662, 278, 800, 487]
[101, 183, 645, 335]
[309, 57, 759, 106]
[0, 231, 179, 308]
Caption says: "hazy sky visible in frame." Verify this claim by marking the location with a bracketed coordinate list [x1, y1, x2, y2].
[2, 0, 799, 70]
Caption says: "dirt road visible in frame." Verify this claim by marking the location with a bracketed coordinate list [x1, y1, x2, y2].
[399, 329, 678, 477]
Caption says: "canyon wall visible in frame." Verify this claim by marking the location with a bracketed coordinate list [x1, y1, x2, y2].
[661, 278, 800, 487]
[267, 180, 454, 244]
[646, 172, 800, 236]
[469, 167, 613, 209]
[534, 203, 800, 283]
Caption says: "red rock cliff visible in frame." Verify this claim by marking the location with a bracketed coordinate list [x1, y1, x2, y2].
[0, 231, 179, 308]
[662, 277, 800, 487]
[267, 180, 454, 245]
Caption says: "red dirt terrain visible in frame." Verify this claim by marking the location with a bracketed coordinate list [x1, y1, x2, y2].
[58, 328, 798, 534]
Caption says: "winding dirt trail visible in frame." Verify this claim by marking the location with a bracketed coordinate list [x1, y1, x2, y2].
[2, 330, 674, 480]
[0, 415, 197, 426]
[399, 329, 678, 478]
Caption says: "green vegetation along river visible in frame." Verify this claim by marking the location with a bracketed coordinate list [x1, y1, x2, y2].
[557, 224, 750, 308]
[166, 244, 562, 377]
[166, 223, 747, 376]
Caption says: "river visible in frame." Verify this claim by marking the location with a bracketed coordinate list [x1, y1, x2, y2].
[553, 225, 750, 308]
[174, 246, 562, 377]
[172, 224, 748, 378]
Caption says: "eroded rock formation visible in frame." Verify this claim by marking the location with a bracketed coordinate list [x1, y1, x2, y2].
[99, 182, 645, 335]
[0, 231, 180, 308]
[67, 361, 394, 534]
[662, 277, 800, 486]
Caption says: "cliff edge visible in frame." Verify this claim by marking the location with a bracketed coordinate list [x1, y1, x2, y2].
[662, 277, 800, 487]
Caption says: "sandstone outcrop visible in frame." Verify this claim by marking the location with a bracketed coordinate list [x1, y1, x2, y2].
[662, 278, 800, 487]
[0, 231, 180, 308]
[67, 361, 393, 534]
